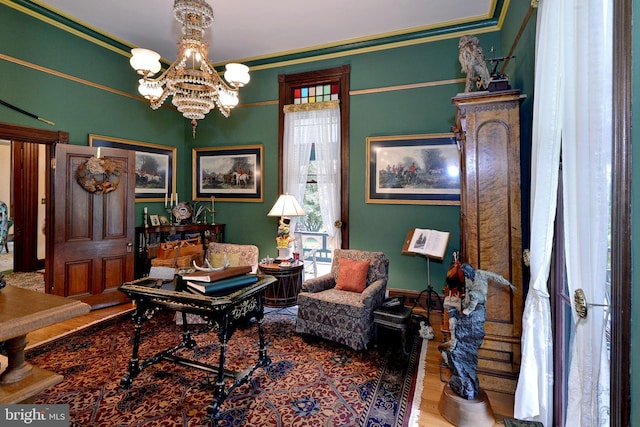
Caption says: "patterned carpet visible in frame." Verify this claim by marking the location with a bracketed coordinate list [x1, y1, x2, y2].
[0, 246, 12, 273]
[1, 271, 45, 293]
[27, 310, 425, 426]
[0, 243, 45, 293]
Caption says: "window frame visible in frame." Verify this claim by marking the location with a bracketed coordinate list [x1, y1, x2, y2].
[277, 65, 351, 248]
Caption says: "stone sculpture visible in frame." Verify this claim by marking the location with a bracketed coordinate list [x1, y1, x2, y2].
[439, 263, 517, 400]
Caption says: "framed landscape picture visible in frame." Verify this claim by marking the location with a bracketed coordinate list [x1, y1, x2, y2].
[192, 145, 263, 202]
[366, 133, 460, 205]
[89, 134, 176, 202]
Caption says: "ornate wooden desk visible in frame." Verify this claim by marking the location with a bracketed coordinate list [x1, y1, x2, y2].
[118, 275, 276, 424]
[135, 223, 225, 278]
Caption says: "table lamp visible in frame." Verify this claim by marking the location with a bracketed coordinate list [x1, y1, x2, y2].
[267, 194, 306, 260]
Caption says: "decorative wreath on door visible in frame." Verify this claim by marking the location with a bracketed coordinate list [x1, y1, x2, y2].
[76, 156, 120, 194]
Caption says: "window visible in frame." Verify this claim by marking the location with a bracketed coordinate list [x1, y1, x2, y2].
[277, 65, 351, 248]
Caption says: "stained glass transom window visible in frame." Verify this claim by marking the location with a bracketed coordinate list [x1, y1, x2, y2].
[293, 84, 339, 104]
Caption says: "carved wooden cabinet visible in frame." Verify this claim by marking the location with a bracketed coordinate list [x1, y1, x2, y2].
[452, 90, 525, 394]
[134, 223, 225, 278]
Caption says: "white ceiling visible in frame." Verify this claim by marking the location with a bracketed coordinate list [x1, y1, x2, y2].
[34, 0, 494, 64]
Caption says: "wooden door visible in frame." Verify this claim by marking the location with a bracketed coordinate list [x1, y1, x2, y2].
[53, 144, 135, 309]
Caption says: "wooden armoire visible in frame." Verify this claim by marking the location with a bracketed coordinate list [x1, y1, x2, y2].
[452, 90, 525, 394]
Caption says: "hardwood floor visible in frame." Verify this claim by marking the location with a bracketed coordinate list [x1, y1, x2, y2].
[25, 302, 134, 350]
[414, 306, 514, 426]
[25, 303, 514, 426]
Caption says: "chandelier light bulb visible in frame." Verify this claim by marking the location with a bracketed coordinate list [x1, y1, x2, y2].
[218, 90, 239, 108]
[137, 79, 163, 100]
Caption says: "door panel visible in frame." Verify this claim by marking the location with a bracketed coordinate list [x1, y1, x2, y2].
[12, 141, 43, 272]
[53, 144, 134, 309]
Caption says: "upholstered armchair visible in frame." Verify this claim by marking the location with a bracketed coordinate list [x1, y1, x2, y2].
[205, 242, 260, 273]
[295, 249, 389, 351]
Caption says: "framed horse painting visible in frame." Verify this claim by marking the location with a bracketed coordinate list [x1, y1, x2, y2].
[90, 134, 176, 203]
[366, 134, 460, 205]
[192, 145, 264, 202]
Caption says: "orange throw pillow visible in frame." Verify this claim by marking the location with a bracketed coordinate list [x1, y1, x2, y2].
[335, 258, 370, 293]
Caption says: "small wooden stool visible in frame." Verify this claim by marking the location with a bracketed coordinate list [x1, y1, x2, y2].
[373, 306, 412, 355]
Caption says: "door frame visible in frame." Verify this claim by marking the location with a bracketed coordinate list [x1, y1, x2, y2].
[0, 122, 68, 292]
[610, 0, 631, 424]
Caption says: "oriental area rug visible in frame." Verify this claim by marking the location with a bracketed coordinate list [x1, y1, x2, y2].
[1, 271, 45, 293]
[26, 310, 425, 427]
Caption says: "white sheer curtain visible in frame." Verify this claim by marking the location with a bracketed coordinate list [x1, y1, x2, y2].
[283, 102, 341, 249]
[562, 0, 612, 424]
[513, 1, 562, 424]
[514, 1, 612, 426]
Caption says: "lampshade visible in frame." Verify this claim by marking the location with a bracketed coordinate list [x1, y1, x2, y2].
[224, 63, 251, 87]
[267, 194, 306, 217]
[129, 48, 162, 76]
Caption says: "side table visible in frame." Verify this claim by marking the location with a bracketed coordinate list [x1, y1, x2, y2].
[258, 263, 303, 308]
[373, 306, 413, 355]
[0, 286, 91, 403]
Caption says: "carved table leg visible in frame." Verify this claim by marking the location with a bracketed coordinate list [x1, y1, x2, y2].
[0, 335, 34, 384]
[257, 315, 271, 366]
[208, 318, 230, 423]
[120, 307, 145, 388]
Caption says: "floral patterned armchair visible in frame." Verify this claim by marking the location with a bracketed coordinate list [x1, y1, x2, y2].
[205, 242, 259, 273]
[295, 249, 389, 351]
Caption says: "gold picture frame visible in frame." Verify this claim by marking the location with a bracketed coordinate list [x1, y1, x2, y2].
[366, 133, 460, 205]
[90, 134, 177, 203]
[192, 145, 263, 202]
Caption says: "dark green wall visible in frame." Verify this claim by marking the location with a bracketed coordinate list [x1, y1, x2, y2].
[188, 38, 490, 293]
[0, 2, 531, 296]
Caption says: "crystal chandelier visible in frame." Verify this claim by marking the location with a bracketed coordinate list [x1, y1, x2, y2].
[129, 0, 250, 137]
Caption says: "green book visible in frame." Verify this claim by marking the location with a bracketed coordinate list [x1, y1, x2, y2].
[186, 274, 258, 295]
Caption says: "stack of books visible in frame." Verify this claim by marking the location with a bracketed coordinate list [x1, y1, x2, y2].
[182, 265, 257, 296]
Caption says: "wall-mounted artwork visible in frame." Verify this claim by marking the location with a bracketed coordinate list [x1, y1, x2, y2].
[89, 134, 176, 202]
[366, 133, 460, 205]
[192, 145, 263, 202]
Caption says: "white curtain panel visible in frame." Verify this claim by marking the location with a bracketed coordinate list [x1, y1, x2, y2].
[283, 105, 342, 249]
[561, 0, 612, 425]
[513, 0, 562, 424]
[515, 0, 612, 426]
[283, 111, 314, 211]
